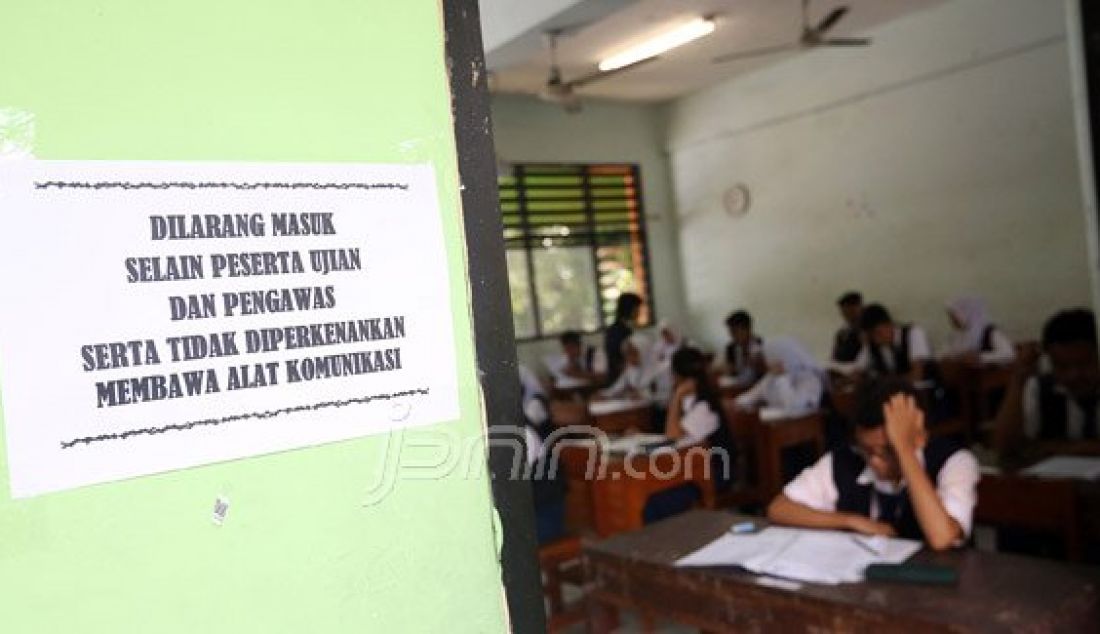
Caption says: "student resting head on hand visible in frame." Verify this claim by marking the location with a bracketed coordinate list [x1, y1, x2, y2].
[766, 379, 978, 551]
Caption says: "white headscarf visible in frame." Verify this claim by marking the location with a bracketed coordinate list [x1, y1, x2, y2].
[947, 295, 992, 352]
[762, 337, 823, 380]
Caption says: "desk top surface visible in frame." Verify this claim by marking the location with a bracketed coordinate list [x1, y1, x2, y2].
[585, 510, 1100, 631]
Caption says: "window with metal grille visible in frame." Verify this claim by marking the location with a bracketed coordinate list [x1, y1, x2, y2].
[499, 163, 654, 340]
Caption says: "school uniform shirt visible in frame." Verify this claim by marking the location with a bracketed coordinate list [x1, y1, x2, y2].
[601, 364, 653, 400]
[676, 395, 720, 448]
[735, 372, 823, 416]
[845, 325, 932, 376]
[944, 296, 1016, 366]
[1022, 375, 1100, 440]
[783, 443, 979, 537]
[544, 348, 605, 387]
[646, 338, 681, 404]
[943, 327, 1016, 366]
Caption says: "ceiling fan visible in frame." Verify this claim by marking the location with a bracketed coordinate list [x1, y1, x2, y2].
[538, 29, 654, 114]
[712, 0, 870, 65]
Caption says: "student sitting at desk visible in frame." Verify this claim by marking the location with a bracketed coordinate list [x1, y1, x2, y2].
[599, 335, 652, 401]
[832, 291, 864, 364]
[833, 304, 933, 383]
[942, 295, 1016, 366]
[518, 365, 567, 544]
[643, 347, 736, 523]
[722, 310, 765, 386]
[735, 337, 825, 416]
[545, 330, 605, 388]
[995, 308, 1100, 462]
[646, 321, 683, 404]
[766, 380, 979, 551]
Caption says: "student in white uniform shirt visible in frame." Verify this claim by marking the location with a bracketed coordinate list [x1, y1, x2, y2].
[722, 310, 765, 385]
[735, 337, 825, 416]
[767, 379, 978, 551]
[544, 330, 605, 388]
[599, 335, 653, 400]
[834, 303, 933, 383]
[645, 321, 684, 404]
[996, 309, 1100, 461]
[643, 347, 736, 523]
[942, 295, 1016, 366]
[517, 364, 567, 544]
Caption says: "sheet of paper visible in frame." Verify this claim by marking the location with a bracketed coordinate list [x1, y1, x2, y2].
[1022, 456, 1100, 480]
[588, 398, 649, 416]
[676, 526, 800, 568]
[0, 161, 461, 498]
[676, 526, 922, 585]
[604, 433, 668, 453]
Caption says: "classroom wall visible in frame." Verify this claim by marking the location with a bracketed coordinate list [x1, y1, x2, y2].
[490, 94, 685, 370]
[0, 2, 508, 632]
[665, 0, 1094, 359]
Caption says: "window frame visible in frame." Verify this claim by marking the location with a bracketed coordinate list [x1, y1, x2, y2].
[501, 162, 656, 342]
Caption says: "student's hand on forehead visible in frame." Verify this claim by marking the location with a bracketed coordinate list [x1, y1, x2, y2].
[884, 393, 926, 453]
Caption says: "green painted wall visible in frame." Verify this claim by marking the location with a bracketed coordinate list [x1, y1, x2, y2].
[0, 1, 509, 632]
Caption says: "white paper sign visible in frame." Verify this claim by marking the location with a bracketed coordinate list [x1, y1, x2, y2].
[0, 161, 461, 498]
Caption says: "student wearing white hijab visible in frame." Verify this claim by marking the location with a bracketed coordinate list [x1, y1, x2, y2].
[599, 334, 655, 400]
[646, 321, 683, 404]
[736, 337, 825, 416]
[943, 296, 1015, 366]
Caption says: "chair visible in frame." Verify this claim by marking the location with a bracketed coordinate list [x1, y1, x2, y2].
[538, 536, 588, 632]
[715, 398, 765, 508]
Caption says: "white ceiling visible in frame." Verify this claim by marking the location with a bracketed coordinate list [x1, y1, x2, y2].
[485, 0, 947, 102]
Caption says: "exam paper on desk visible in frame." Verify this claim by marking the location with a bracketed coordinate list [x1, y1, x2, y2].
[676, 526, 922, 585]
[1022, 455, 1100, 481]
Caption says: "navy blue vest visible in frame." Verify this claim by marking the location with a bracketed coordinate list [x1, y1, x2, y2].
[1037, 375, 1099, 440]
[832, 327, 862, 363]
[725, 336, 763, 375]
[833, 437, 961, 541]
[868, 325, 913, 377]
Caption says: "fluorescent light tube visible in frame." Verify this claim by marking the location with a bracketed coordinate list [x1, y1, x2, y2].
[598, 17, 716, 72]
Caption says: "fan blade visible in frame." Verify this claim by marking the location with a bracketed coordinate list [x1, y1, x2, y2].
[813, 6, 849, 36]
[820, 37, 870, 46]
[566, 56, 658, 88]
[713, 42, 800, 64]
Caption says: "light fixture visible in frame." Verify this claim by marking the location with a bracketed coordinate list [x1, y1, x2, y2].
[598, 17, 717, 72]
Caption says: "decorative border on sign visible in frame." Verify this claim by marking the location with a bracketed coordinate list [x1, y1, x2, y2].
[34, 181, 409, 191]
[60, 387, 430, 449]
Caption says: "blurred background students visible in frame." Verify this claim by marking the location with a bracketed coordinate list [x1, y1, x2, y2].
[604, 293, 643, 386]
[736, 337, 825, 416]
[722, 310, 765, 386]
[942, 295, 1016, 366]
[832, 291, 864, 364]
[996, 308, 1100, 463]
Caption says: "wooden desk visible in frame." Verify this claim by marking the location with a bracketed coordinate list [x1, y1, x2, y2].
[584, 510, 1100, 633]
[730, 408, 825, 502]
[557, 442, 718, 537]
[588, 399, 652, 434]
